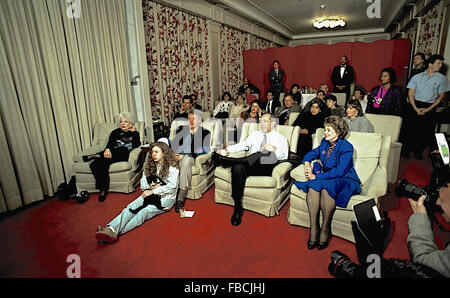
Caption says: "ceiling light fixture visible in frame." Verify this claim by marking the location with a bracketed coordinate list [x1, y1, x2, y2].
[313, 17, 346, 29]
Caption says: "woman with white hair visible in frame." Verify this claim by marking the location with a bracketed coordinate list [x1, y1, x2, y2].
[83, 111, 141, 202]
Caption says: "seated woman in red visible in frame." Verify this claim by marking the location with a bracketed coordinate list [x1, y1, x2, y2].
[293, 116, 361, 250]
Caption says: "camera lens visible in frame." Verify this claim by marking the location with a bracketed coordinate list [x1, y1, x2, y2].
[329, 250, 359, 278]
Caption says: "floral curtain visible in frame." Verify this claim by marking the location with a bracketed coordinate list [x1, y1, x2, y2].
[254, 36, 273, 50]
[142, 1, 211, 125]
[220, 26, 249, 98]
[416, 4, 444, 58]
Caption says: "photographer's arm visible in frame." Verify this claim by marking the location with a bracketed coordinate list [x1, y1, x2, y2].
[407, 196, 450, 277]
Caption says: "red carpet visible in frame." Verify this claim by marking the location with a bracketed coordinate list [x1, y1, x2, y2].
[0, 156, 448, 278]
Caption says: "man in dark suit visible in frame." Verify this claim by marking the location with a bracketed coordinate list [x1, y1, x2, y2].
[262, 90, 280, 114]
[268, 60, 285, 103]
[238, 77, 259, 95]
[331, 55, 354, 102]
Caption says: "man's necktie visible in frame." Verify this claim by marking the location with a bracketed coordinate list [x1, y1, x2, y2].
[260, 133, 267, 151]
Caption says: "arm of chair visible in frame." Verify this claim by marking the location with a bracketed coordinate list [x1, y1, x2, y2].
[272, 162, 293, 188]
[195, 152, 213, 173]
[290, 164, 307, 182]
[362, 165, 388, 203]
[129, 147, 143, 172]
[72, 145, 104, 163]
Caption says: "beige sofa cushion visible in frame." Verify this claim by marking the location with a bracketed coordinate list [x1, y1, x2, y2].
[348, 132, 382, 184]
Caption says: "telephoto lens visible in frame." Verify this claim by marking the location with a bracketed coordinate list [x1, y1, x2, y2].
[394, 178, 427, 201]
[328, 250, 359, 278]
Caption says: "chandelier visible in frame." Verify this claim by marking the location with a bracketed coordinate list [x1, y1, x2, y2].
[313, 17, 346, 29]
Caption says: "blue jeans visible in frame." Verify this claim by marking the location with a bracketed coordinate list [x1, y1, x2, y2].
[107, 195, 174, 235]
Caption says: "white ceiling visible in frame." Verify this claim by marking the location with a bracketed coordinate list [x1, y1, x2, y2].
[205, 0, 408, 39]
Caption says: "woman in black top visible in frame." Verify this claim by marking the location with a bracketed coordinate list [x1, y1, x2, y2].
[290, 83, 303, 106]
[83, 112, 141, 202]
[293, 98, 326, 159]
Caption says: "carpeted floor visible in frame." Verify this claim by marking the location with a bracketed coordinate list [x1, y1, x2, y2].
[0, 155, 448, 278]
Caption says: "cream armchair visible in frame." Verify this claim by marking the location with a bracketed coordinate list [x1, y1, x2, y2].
[288, 131, 391, 242]
[214, 122, 300, 217]
[169, 118, 221, 199]
[72, 122, 145, 193]
[365, 113, 402, 184]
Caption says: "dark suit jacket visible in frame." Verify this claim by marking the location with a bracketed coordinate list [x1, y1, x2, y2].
[262, 99, 281, 114]
[269, 69, 285, 93]
[238, 83, 259, 95]
[331, 64, 354, 91]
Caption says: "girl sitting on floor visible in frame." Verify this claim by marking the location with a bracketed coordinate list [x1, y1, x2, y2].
[95, 141, 179, 244]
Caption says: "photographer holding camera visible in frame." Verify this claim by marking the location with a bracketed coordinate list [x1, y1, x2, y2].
[407, 166, 450, 278]
[330, 166, 450, 278]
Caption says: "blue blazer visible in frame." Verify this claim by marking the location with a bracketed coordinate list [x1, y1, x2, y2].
[302, 137, 360, 183]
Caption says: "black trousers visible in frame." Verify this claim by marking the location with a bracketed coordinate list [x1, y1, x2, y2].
[409, 101, 438, 154]
[89, 149, 130, 191]
[217, 151, 278, 210]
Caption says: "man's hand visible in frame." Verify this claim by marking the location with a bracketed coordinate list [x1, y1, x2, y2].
[263, 144, 276, 152]
[408, 195, 427, 214]
[104, 148, 112, 158]
[300, 129, 309, 135]
[217, 149, 228, 156]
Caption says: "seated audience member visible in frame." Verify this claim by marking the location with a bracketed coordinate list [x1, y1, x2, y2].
[262, 90, 280, 114]
[325, 94, 345, 118]
[293, 98, 326, 159]
[238, 77, 259, 95]
[245, 86, 258, 104]
[289, 84, 303, 106]
[83, 111, 141, 202]
[213, 92, 233, 119]
[191, 93, 202, 111]
[229, 94, 249, 119]
[171, 110, 211, 212]
[301, 90, 330, 118]
[274, 93, 302, 125]
[228, 94, 249, 144]
[212, 112, 288, 226]
[344, 99, 374, 133]
[243, 99, 262, 123]
[367, 67, 404, 116]
[319, 84, 330, 94]
[95, 141, 179, 244]
[353, 87, 367, 113]
[293, 116, 361, 250]
[173, 95, 193, 120]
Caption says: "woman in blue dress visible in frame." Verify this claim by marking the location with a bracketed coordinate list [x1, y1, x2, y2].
[293, 116, 361, 250]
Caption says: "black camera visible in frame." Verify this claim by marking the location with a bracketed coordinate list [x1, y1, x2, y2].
[395, 166, 450, 232]
[394, 178, 443, 216]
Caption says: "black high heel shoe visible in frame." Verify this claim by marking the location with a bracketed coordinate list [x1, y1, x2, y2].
[307, 232, 319, 250]
[317, 234, 333, 250]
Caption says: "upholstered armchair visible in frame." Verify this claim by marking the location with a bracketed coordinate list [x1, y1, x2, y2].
[169, 118, 222, 199]
[214, 122, 300, 217]
[365, 113, 403, 184]
[72, 122, 145, 194]
[288, 131, 391, 242]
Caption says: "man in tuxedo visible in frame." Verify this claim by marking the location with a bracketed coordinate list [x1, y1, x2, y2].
[262, 90, 280, 114]
[238, 77, 259, 95]
[331, 55, 354, 102]
[268, 60, 285, 103]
